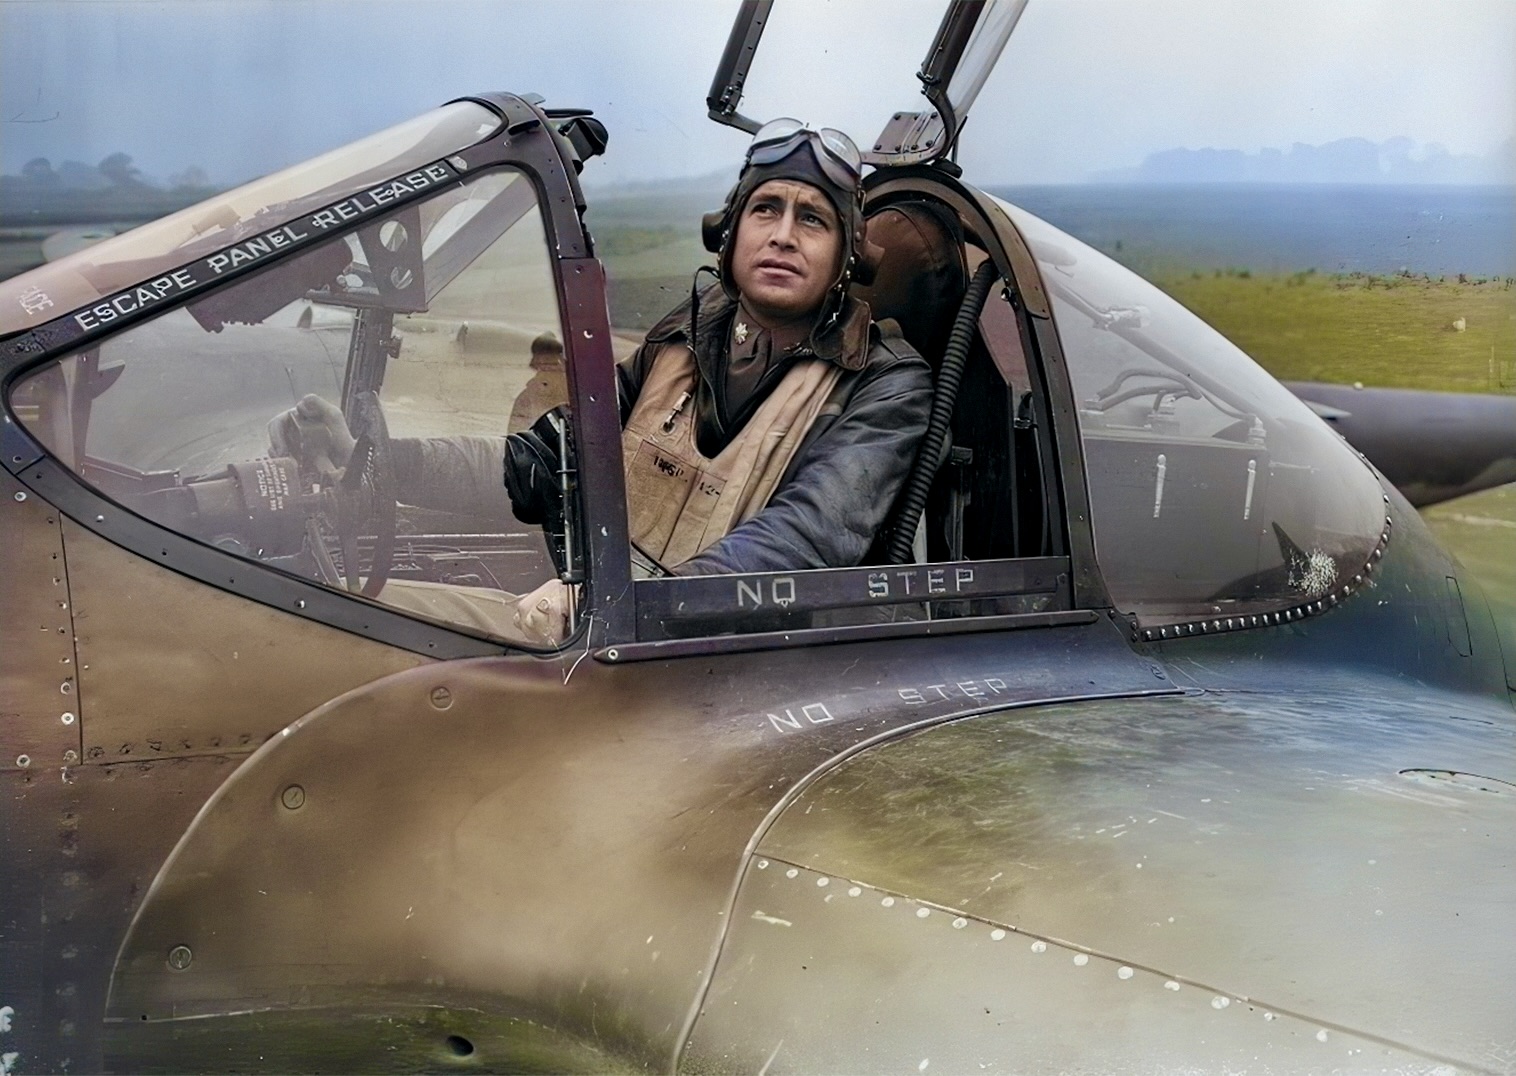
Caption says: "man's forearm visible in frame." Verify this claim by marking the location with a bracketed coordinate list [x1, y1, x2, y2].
[392, 435, 512, 519]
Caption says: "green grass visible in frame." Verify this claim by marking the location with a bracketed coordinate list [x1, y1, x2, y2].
[595, 228, 710, 332]
[1422, 484, 1516, 655]
[1151, 268, 1516, 393]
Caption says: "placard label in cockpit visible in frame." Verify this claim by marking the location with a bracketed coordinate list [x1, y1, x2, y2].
[866, 566, 976, 599]
[72, 161, 456, 334]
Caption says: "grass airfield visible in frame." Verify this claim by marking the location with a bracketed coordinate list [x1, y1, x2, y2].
[1155, 268, 1515, 393]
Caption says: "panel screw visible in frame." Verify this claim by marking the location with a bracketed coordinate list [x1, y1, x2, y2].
[13, 491, 25, 501]
[280, 784, 306, 810]
[16, 754, 30, 768]
[61, 711, 76, 724]
[166, 945, 193, 971]
[605, 648, 619, 662]
[63, 749, 78, 764]
[429, 687, 453, 710]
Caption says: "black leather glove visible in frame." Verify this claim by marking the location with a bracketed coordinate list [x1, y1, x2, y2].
[503, 408, 580, 580]
[502, 408, 565, 526]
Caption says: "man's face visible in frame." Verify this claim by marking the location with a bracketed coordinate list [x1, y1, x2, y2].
[730, 179, 844, 324]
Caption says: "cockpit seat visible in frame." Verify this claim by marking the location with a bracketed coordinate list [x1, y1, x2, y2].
[852, 198, 968, 367]
[856, 197, 1041, 568]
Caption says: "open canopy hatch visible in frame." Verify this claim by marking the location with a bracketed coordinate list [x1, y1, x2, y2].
[706, 0, 1030, 165]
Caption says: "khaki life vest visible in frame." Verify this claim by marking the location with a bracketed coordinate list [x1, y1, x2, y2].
[622, 341, 843, 569]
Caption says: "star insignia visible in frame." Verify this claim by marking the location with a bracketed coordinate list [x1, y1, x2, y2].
[734, 321, 749, 345]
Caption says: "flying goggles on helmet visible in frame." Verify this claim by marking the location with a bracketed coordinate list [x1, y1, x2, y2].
[744, 118, 863, 191]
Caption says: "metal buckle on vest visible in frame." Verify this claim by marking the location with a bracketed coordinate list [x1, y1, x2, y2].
[662, 391, 692, 434]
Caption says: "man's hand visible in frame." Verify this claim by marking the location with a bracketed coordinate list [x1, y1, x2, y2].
[268, 394, 357, 480]
[513, 578, 572, 643]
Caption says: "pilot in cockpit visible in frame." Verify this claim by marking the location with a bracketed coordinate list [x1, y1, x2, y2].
[273, 122, 931, 640]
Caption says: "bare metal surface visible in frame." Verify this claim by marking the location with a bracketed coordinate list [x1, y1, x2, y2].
[690, 863, 1453, 1075]
[698, 691, 1515, 1073]
[2, 756, 241, 1073]
[0, 468, 80, 769]
[101, 622, 1169, 1072]
[62, 519, 425, 763]
[1, 490, 436, 1073]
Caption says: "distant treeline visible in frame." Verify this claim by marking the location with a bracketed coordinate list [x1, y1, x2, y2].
[0, 154, 221, 227]
[991, 183, 1516, 278]
[1093, 136, 1516, 186]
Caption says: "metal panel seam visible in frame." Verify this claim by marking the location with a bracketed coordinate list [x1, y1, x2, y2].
[669, 683, 1183, 1072]
[736, 855, 1488, 1076]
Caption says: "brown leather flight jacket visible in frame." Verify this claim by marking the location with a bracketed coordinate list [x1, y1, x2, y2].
[616, 286, 932, 576]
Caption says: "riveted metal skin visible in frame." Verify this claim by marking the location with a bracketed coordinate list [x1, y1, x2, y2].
[2, 755, 243, 1073]
[1, 468, 80, 769]
[102, 620, 1173, 1073]
[689, 687, 1514, 1072]
[57, 519, 425, 763]
[1, 480, 426, 1072]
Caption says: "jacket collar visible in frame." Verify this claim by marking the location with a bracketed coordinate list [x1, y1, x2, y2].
[646, 283, 874, 373]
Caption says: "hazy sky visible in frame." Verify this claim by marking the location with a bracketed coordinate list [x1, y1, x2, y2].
[2, 0, 1513, 186]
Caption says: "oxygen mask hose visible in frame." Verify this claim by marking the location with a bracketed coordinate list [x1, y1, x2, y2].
[885, 259, 1000, 565]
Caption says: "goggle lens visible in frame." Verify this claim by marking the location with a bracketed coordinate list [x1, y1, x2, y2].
[751, 117, 808, 147]
[746, 119, 862, 189]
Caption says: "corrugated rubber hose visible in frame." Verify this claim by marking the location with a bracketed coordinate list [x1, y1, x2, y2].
[885, 259, 1001, 565]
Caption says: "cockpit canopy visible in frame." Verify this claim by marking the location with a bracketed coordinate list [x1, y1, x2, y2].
[0, 102, 502, 339]
[3, 82, 1391, 652]
[1004, 201, 1388, 626]
[706, 0, 1029, 167]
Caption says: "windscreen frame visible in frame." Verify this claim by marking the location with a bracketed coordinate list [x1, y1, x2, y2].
[1, 92, 631, 657]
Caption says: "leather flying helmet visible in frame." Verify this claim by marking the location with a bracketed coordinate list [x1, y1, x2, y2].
[702, 120, 877, 304]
